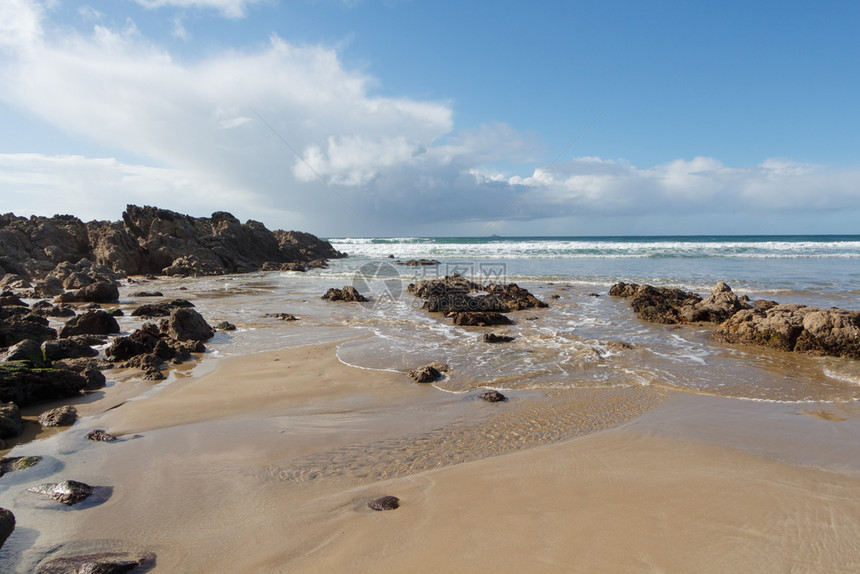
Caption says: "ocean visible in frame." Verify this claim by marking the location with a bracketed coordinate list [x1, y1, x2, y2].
[172, 235, 860, 404]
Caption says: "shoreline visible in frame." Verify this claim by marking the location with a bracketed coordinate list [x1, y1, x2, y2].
[3, 340, 860, 571]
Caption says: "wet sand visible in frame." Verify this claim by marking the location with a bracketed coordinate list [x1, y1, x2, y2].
[3, 342, 860, 572]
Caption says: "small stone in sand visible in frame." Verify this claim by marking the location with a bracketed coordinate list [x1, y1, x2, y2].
[39, 405, 78, 427]
[481, 390, 507, 403]
[368, 496, 400, 511]
[86, 429, 117, 442]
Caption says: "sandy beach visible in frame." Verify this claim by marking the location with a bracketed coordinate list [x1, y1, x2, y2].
[4, 338, 860, 572]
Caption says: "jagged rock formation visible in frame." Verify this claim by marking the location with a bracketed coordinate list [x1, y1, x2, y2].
[0, 205, 345, 280]
[609, 281, 750, 324]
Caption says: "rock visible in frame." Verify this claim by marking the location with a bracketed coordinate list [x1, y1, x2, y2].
[0, 362, 88, 406]
[0, 455, 42, 477]
[130, 299, 193, 317]
[33, 550, 156, 574]
[32, 277, 65, 297]
[59, 310, 120, 337]
[31, 301, 77, 317]
[480, 390, 507, 402]
[0, 402, 24, 438]
[368, 495, 400, 511]
[130, 291, 163, 297]
[447, 312, 514, 327]
[39, 405, 78, 427]
[55, 281, 120, 304]
[125, 353, 166, 379]
[27, 480, 93, 505]
[0, 507, 14, 549]
[4, 338, 46, 366]
[407, 274, 481, 299]
[608, 282, 639, 298]
[215, 321, 236, 330]
[483, 333, 515, 343]
[322, 286, 367, 302]
[265, 313, 298, 321]
[41, 338, 99, 362]
[484, 283, 548, 310]
[0, 273, 31, 290]
[715, 304, 860, 359]
[0, 315, 57, 347]
[86, 429, 117, 442]
[408, 364, 442, 383]
[0, 292, 27, 307]
[682, 281, 751, 323]
[164, 308, 214, 342]
[261, 261, 307, 272]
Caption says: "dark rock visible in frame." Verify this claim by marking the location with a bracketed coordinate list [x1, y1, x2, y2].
[59, 310, 120, 337]
[0, 292, 27, 307]
[397, 259, 441, 266]
[55, 281, 120, 304]
[406, 274, 481, 299]
[261, 261, 307, 272]
[483, 333, 515, 343]
[130, 299, 193, 317]
[42, 338, 99, 362]
[322, 286, 367, 302]
[130, 291, 163, 297]
[27, 480, 93, 505]
[164, 308, 214, 342]
[31, 301, 77, 317]
[0, 402, 24, 438]
[0, 507, 14, 549]
[480, 390, 507, 402]
[608, 282, 639, 298]
[215, 321, 237, 330]
[447, 312, 514, 327]
[39, 405, 78, 427]
[265, 313, 298, 321]
[32, 277, 65, 297]
[0, 455, 42, 476]
[484, 283, 548, 310]
[4, 338, 46, 366]
[368, 495, 400, 511]
[0, 273, 31, 290]
[0, 362, 88, 406]
[0, 315, 57, 347]
[408, 364, 445, 383]
[86, 429, 117, 442]
[125, 354, 166, 379]
[752, 299, 779, 312]
[53, 357, 114, 372]
[33, 550, 156, 574]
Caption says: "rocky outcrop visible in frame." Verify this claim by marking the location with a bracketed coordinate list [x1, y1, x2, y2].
[163, 308, 214, 342]
[130, 299, 194, 318]
[0, 205, 345, 280]
[409, 364, 443, 383]
[322, 286, 367, 302]
[610, 281, 749, 325]
[55, 281, 120, 304]
[0, 314, 57, 347]
[715, 304, 860, 359]
[27, 480, 93, 506]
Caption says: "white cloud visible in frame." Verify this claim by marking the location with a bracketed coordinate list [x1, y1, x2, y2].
[1, 0, 859, 236]
[134, 0, 266, 19]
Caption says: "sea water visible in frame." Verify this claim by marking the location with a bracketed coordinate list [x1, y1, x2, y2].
[166, 235, 860, 403]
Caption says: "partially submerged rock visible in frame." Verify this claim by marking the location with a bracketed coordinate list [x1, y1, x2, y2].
[0, 362, 88, 406]
[610, 281, 750, 325]
[39, 405, 78, 427]
[448, 311, 514, 327]
[28, 479, 94, 505]
[368, 495, 400, 511]
[408, 363, 448, 383]
[0, 455, 42, 477]
[715, 304, 860, 359]
[322, 286, 367, 302]
[58, 310, 120, 337]
[397, 259, 440, 266]
[483, 333, 515, 343]
[163, 308, 214, 342]
[0, 402, 24, 438]
[55, 281, 120, 304]
[33, 549, 156, 574]
[480, 390, 507, 402]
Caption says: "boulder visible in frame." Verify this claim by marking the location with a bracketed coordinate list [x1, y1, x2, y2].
[322, 286, 367, 302]
[39, 405, 78, 427]
[27, 480, 93, 505]
[41, 338, 99, 362]
[33, 549, 156, 573]
[215, 321, 237, 330]
[0, 315, 57, 347]
[130, 291, 163, 297]
[397, 259, 441, 266]
[0, 402, 24, 438]
[408, 364, 444, 383]
[367, 495, 400, 511]
[682, 281, 751, 323]
[0, 292, 27, 307]
[59, 310, 120, 337]
[484, 283, 548, 310]
[447, 312, 514, 327]
[0, 362, 88, 406]
[0, 456, 41, 477]
[131, 299, 194, 317]
[164, 308, 214, 342]
[31, 301, 77, 317]
[4, 339, 46, 366]
[0, 507, 14, 549]
[55, 280, 120, 304]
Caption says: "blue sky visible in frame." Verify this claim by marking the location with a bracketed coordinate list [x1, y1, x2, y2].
[1, 0, 859, 236]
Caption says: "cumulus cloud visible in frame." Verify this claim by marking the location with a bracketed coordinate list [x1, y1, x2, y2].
[1, 0, 858, 236]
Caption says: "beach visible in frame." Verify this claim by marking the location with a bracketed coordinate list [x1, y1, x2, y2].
[3, 236, 860, 572]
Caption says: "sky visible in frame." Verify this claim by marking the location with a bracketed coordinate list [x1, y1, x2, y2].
[1, 0, 859, 237]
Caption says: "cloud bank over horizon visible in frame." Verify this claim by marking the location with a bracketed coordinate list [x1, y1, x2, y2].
[1, 0, 858, 236]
